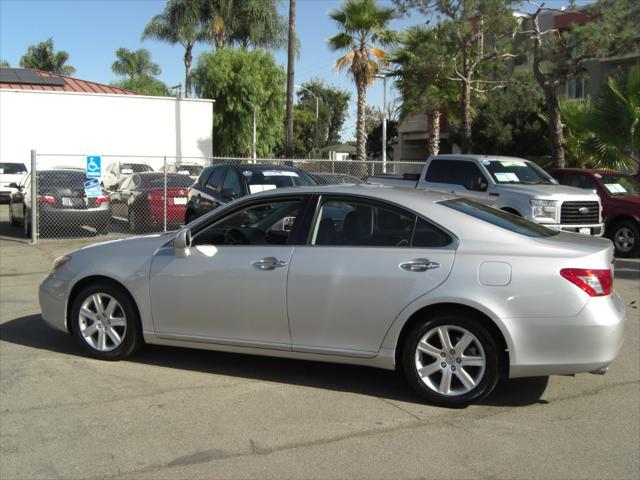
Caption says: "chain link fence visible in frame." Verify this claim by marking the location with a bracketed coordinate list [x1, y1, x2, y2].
[6, 152, 424, 242]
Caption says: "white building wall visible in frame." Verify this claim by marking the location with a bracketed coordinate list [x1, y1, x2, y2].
[0, 89, 214, 171]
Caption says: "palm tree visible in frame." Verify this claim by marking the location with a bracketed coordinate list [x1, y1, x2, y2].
[142, 0, 207, 97]
[393, 26, 455, 158]
[111, 48, 161, 79]
[328, 0, 395, 162]
[589, 66, 640, 173]
[19, 38, 75, 75]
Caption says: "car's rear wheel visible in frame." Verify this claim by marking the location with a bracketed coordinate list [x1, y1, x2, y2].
[611, 220, 639, 258]
[70, 282, 142, 360]
[401, 313, 499, 407]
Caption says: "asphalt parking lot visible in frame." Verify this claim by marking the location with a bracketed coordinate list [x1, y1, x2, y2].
[1, 203, 638, 480]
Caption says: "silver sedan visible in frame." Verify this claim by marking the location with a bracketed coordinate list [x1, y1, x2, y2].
[39, 185, 625, 407]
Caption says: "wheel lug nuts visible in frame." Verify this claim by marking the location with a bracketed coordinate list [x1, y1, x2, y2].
[450, 349, 455, 355]
[441, 362, 446, 368]
[451, 366, 456, 371]
[456, 358, 461, 363]
[440, 352, 446, 358]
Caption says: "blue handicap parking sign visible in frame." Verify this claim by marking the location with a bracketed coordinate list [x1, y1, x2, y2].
[86, 156, 101, 178]
[84, 178, 102, 198]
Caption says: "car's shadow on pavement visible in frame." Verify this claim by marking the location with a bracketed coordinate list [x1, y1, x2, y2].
[0, 314, 549, 408]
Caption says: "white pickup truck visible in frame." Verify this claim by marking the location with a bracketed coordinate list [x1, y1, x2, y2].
[368, 154, 604, 236]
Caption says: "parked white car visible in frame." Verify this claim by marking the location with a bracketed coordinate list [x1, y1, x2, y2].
[0, 161, 28, 203]
[101, 160, 153, 191]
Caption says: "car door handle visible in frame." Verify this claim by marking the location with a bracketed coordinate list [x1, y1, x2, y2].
[399, 259, 440, 272]
[252, 257, 288, 270]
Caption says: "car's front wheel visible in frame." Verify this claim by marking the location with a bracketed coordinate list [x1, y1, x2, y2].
[70, 282, 143, 360]
[611, 220, 639, 258]
[401, 312, 499, 407]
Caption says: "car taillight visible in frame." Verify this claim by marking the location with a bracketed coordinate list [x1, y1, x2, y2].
[147, 193, 163, 201]
[94, 195, 109, 205]
[37, 194, 56, 205]
[560, 268, 613, 297]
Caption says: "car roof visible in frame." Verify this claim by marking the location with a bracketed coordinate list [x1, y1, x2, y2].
[247, 183, 453, 208]
[219, 163, 306, 172]
[550, 168, 629, 175]
[432, 154, 531, 162]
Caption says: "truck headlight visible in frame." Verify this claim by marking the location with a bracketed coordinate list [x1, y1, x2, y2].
[530, 199, 557, 220]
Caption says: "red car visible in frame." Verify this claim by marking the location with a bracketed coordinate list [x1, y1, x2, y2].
[550, 168, 640, 257]
[109, 172, 193, 232]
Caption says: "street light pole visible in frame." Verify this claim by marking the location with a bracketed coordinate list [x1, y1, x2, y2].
[374, 73, 389, 174]
[252, 105, 257, 161]
[295, 85, 319, 156]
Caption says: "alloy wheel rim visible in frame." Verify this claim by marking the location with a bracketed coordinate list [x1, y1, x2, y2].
[614, 227, 635, 252]
[79, 293, 127, 352]
[414, 325, 486, 397]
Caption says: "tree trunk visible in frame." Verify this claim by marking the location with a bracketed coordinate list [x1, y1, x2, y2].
[460, 80, 472, 154]
[184, 45, 192, 98]
[285, 0, 297, 158]
[545, 88, 565, 168]
[426, 109, 441, 157]
[356, 81, 367, 163]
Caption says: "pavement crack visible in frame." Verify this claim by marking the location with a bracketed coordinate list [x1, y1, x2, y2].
[377, 397, 421, 420]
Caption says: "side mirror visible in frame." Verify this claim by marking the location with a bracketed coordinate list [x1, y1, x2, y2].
[8, 182, 19, 189]
[174, 228, 192, 250]
[109, 183, 119, 192]
[468, 177, 488, 192]
[220, 188, 238, 201]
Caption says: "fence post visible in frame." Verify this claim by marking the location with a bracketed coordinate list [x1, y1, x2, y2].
[163, 155, 167, 233]
[30, 149, 37, 244]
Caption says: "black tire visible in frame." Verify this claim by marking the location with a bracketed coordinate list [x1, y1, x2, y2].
[8, 204, 18, 226]
[70, 281, 143, 360]
[23, 208, 31, 238]
[401, 312, 499, 407]
[185, 209, 197, 224]
[129, 210, 143, 233]
[610, 220, 640, 258]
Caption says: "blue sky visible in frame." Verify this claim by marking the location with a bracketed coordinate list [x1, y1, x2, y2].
[1, 0, 585, 141]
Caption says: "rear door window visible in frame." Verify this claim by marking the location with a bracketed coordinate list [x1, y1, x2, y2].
[441, 198, 558, 237]
[425, 160, 487, 190]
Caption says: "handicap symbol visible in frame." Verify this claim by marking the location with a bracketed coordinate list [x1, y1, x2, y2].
[87, 158, 100, 172]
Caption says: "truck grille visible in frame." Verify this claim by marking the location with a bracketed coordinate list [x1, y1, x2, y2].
[560, 201, 599, 224]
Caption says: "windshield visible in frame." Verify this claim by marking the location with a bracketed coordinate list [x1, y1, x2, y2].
[121, 163, 152, 174]
[597, 173, 639, 196]
[0, 163, 28, 175]
[441, 197, 559, 238]
[38, 170, 86, 188]
[244, 169, 316, 193]
[174, 165, 202, 176]
[484, 159, 555, 185]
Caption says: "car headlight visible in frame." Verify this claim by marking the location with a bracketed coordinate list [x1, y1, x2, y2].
[530, 199, 557, 219]
[51, 255, 71, 272]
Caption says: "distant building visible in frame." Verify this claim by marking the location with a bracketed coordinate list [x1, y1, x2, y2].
[321, 143, 357, 161]
[394, 5, 640, 162]
[0, 68, 214, 171]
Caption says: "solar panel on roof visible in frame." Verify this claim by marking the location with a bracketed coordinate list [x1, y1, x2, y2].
[0, 67, 65, 86]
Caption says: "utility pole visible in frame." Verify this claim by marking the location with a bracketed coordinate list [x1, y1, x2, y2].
[285, 0, 297, 158]
[252, 105, 257, 161]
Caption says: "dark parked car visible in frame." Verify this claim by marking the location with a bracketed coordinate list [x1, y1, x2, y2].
[8, 168, 110, 237]
[308, 172, 366, 185]
[110, 172, 193, 232]
[184, 164, 316, 223]
[550, 168, 640, 257]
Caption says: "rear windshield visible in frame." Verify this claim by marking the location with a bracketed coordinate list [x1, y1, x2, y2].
[441, 198, 559, 237]
[243, 169, 316, 193]
[142, 174, 193, 188]
[0, 163, 28, 175]
[38, 170, 86, 187]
